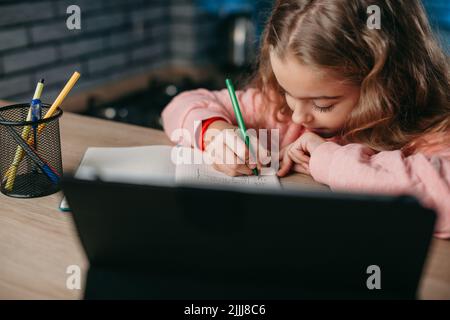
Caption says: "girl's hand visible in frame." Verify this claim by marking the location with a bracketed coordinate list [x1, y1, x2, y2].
[277, 132, 327, 177]
[204, 121, 270, 177]
[278, 145, 311, 176]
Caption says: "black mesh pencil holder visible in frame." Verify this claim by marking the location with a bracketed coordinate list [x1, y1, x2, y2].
[0, 103, 63, 198]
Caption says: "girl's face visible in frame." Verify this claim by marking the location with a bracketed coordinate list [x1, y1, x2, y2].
[270, 51, 360, 138]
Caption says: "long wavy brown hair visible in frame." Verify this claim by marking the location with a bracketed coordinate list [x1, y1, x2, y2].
[246, 0, 450, 155]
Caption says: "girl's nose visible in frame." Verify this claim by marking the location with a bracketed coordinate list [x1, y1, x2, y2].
[292, 105, 313, 125]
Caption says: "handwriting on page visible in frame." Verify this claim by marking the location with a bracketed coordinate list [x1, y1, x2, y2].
[175, 162, 280, 189]
[195, 168, 271, 186]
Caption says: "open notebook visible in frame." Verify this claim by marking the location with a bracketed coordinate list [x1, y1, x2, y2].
[75, 145, 280, 187]
[60, 145, 280, 210]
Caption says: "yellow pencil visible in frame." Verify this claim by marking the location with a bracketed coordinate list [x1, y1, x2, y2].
[4, 72, 80, 191]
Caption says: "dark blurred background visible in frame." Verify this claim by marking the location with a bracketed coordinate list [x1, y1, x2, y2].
[0, 0, 448, 130]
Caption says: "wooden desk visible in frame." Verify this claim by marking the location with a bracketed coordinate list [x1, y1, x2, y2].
[0, 110, 448, 299]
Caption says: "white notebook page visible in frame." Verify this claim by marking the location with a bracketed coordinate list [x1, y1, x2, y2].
[74, 145, 280, 189]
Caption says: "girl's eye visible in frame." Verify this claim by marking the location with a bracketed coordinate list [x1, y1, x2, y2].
[312, 102, 335, 113]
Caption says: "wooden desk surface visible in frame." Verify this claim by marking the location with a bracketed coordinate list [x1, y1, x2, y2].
[0, 109, 449, 299]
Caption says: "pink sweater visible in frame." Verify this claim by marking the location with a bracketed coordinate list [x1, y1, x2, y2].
[162, 88, 450, 239]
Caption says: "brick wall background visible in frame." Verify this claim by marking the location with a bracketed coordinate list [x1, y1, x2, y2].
[0, 0, 447, 105]
[0, 0, 219, 103]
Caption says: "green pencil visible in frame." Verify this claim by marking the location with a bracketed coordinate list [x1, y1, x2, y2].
[225, 78, 259, 176]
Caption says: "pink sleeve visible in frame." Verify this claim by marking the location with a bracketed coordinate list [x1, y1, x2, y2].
[161, 88, 262, 148]
[309, 142, 450, 239]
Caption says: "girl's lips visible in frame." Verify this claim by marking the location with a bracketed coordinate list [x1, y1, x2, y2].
[305, 127, 335, 138]
[305, 127, 326, 133]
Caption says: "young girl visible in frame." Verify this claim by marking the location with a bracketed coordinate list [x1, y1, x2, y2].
[162, 0, 450, 238]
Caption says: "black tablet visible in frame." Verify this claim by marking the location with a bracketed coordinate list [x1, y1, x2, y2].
[62, 174, 435, 299]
